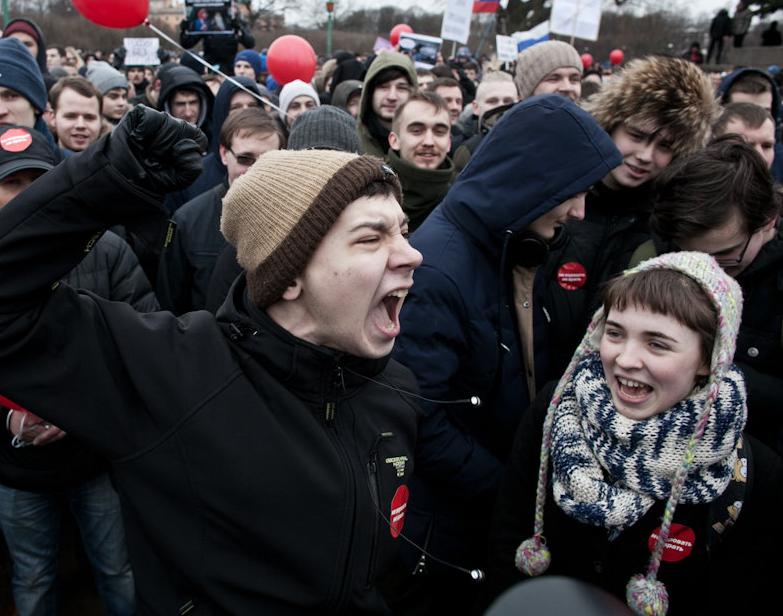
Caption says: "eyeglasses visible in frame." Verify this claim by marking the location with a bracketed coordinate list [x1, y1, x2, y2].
[228, 149, 258, 167]
[712, 233, 753, 267]
[670, 231, 754, 267]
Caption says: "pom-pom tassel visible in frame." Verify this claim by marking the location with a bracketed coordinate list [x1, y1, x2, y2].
[626, 573, 669, 616]
[514, 537, 551, 576]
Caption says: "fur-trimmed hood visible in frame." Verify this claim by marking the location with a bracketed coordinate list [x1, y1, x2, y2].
[584, 55, 720, 158]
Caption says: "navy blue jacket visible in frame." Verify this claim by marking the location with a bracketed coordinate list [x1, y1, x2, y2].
[392, 95, 621, 571]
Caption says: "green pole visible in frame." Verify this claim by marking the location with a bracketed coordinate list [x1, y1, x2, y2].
[327, 12, 333, 56]
[2, 0, 8, 27]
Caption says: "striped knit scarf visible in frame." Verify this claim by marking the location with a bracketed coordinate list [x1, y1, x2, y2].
[550, 353, 746, 532]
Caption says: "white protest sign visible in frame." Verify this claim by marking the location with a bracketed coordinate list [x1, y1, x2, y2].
[441, 0, 473, 45]
[495, 35, 518, 62]
[123, 38, 161, 66]
[549, 0, 602, 42]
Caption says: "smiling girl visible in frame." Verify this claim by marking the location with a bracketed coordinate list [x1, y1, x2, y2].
[481, 252, 783, 616]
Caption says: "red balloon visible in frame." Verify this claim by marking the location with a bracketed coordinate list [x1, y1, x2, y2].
[609, 49, 624, 65]
[266, 35, 317, 86]
[580, 53, 593, 70]
[71, 0, 148, 29]
[390, 24, 413, 47]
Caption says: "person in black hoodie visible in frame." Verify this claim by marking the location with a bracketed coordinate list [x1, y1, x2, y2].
[156, 64, 214, 147]
[0, 105, 422, 616]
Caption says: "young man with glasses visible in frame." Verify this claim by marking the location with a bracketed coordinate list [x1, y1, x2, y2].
[157, 108, 284, 314]
[633, 135, 783, 455]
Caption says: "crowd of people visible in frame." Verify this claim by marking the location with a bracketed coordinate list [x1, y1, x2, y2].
[0, 12, 782, 616]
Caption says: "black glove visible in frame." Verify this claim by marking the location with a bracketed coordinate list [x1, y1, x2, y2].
[105, 105, 208, 195]
[180, 18, 188, 31]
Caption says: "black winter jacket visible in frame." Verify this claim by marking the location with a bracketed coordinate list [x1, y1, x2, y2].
[0, 230, 157, 492]
[157, 182, 228, 314]
[0, 141, 421, 616]
[544, 182, 655, 377]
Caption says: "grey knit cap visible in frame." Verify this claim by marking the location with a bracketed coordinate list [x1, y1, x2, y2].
[514, 40, 582, 100]
[278, 79, 319, 121]
[86, 61, 128, 95]
[287, 106, 360, 154]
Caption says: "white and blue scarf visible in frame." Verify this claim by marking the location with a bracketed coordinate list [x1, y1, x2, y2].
[550, 354, 747, 532]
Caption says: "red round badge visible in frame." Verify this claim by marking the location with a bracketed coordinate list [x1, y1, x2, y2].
[0, 128, 33, 153]
[648, 523, 695, 562]
[389, 485, 409, 538]
[557, 262, 587, 290]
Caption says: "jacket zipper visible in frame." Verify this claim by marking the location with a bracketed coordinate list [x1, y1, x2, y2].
[366, 432, 394, 586]
[323, 362, 353, 611]
[325, 365, 343, 421]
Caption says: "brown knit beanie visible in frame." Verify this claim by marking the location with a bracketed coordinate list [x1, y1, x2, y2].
[221, 149, 403, 307]
[514, 40, 583, 100]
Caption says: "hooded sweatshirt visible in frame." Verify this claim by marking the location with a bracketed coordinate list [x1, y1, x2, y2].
[356, 52, 417, 157]
[157, 64, 214, 137]
[391, 94, 621, 572]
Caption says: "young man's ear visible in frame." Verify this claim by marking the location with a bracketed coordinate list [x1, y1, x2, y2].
[763, 215, 778, 231]
[388, 131, 400, 152]
[219, 144, 229, 167]
[280, 278, 303, 301]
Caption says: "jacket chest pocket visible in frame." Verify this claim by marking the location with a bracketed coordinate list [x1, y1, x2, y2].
[365, 432, 412, 585]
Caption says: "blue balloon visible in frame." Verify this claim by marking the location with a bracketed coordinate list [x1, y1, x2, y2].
[266, 74, 279, 92]
[259, 54, 267, 72]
